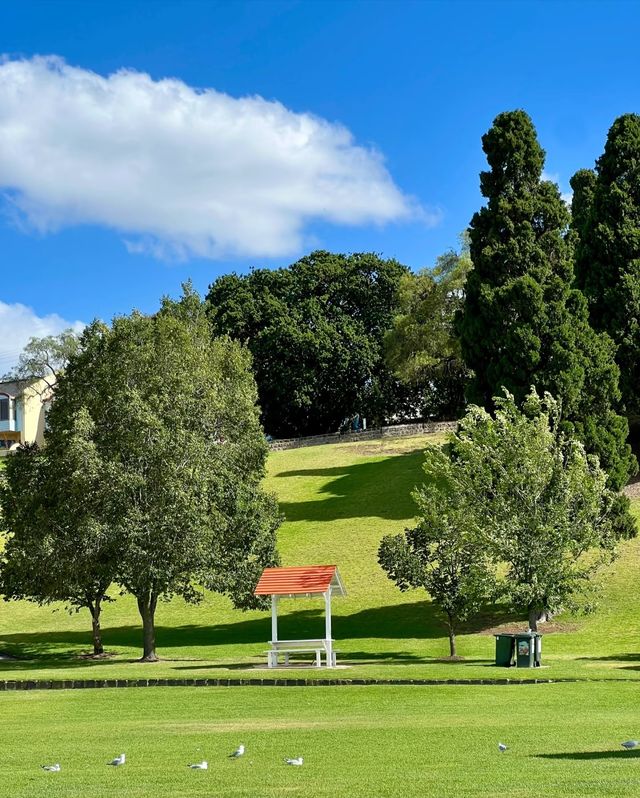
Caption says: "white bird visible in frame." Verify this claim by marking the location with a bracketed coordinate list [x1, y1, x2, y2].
[108, 753, 126, 766]
[188, 761, 208, 770]
[229, 744, 245, 758]
[41, 764, 61, 772]
[621, 740, 639, 750]
[284, 757, 304, 766]
[498, 743, 508, 752]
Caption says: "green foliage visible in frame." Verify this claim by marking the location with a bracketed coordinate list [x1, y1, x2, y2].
[571, 114, 640, 416]
[384, 239, 471, 419]
[206, 251, 408, 437]
[2, 329, 81, 392]
[0, 434, 639, 682]
[449, 390, 621, 628]
[378, 439, 495, 655]
[37, 286, 280, 660]
[457, 110, 636, 490]
[0, 425, 118, 654]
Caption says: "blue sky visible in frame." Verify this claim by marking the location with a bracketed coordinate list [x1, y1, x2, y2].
[1, 0, 640, 370]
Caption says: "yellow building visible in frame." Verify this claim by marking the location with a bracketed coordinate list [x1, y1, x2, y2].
[0, 377, 54, 455]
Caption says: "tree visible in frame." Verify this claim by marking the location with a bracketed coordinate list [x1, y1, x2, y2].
[378, 450, 495, 656]
[571, 114, 640, 416]
[206, 251, 408, 437]
[449, 390, 624, 630]
[42, 287, 281, 661]
[0, 417, 118, 655]
[384, 238, 472, 419]
[2, 329, 81, 394]
[456, 110, 636, 490]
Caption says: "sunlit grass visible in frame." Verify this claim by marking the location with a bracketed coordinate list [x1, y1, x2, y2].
[0, 433, 639, 681]
[1, 683, 640, 797]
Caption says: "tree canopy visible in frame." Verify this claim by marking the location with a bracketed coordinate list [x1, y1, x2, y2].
[381, 390, 625, 636]
[378, 450, 494, 656]
[457, 109, 636, 490]
[571, 114, 640, 416]
[3, 287, 281, 661]
[384, 238, 471, 419]
[206, 250, 409, 437]
[2, 329, 81, 393]
[0, 421, 119, 655]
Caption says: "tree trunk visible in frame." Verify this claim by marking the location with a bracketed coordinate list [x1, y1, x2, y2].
[528, 606, 538, 632]
[447, 614, 457, 657]
[87, 597, 104, 656]
[137, 592, 159, 662]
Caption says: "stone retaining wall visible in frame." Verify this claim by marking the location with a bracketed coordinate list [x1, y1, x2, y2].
[269, 421, 458, 451]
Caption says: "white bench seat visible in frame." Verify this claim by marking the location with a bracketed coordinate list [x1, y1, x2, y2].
[266, 639, 336, 668]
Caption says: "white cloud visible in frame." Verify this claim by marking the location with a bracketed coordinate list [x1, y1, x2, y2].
[0, 56, 437, 260]
[0, 301, 84, 375]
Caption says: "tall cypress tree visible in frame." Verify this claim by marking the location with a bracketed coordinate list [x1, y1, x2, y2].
[457, 110, 636, 490]
[571, 114, 640, 416]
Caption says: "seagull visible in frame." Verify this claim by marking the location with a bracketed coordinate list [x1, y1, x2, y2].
[498, 743, 508, 752]
[108, 753, 126, 766]
[41, 764, 61, 772]
[229, 744, 245, 758]
[284, 757, 304, 766]
[188, 761, 208, 770]
[621, 740, 639, 750]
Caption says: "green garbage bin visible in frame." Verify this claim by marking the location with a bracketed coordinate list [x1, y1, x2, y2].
[514, 632, 542, 667]
[495, 634, 515, 667]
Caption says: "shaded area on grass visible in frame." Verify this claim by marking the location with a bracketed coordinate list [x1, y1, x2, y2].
[577, 653, 640, 662]
[535, 750, 640, 760]
[276, 450, 425, 522]
[0, 598, 522, 664]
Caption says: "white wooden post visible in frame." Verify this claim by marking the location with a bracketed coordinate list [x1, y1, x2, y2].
[324, 587, 333, 668]
[269, 595, 279, 668]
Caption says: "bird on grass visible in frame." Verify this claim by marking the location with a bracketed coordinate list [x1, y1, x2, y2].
[229, 744, 245, 758]
[284, 757, 304, 766]
[621, 740, 639, 750]
[498, 743, 508, 752]
[188, 761, 208, 770]
[41, 764, 61, 772]
[108, 753, 126, 766]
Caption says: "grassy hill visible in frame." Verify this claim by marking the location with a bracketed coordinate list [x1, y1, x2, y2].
[0, 433, 639, 681]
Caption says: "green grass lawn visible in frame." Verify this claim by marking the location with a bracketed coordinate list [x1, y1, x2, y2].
[2, 682, 640, 797]
[1, 433, 640, 681]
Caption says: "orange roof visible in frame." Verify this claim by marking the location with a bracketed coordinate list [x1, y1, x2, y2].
[255, 565, 346, 597]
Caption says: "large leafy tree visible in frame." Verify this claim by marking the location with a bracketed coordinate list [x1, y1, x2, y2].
[0, 416, 119, 655]
[2, 329, 81, 394]
[457, 110, 635, 490]
[450, 390, 624, 630]
[384, 238, 471, 419]
[206, 251, 408, 437]
[41, 287, 280, 661]
[378, 461, 495, 657]
[385, 390, 623, 635]
[571, 114, 640, 416]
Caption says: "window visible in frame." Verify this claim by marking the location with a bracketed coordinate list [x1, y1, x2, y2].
[0, 396, 8, 422]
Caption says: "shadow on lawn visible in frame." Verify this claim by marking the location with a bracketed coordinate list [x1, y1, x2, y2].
[172, 651, 434, 671]
[577, 653, 640, 662]
[276, 450, 425, 522]
[535, 751, 640, 760]
[0, 598, 520, 664]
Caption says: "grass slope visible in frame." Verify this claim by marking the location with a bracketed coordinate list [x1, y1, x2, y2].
[2, 683, 640, 797]
[0, 434, 639, 680]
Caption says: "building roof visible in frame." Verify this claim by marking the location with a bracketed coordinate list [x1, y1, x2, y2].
[254, 565, 346, 597]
